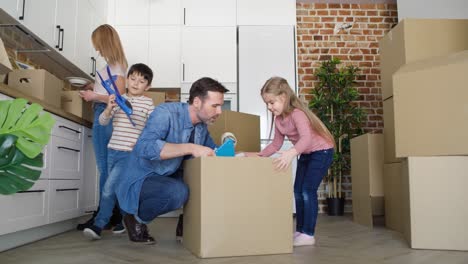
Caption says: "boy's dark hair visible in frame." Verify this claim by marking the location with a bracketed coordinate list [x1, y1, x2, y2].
[188, 77, 229, 104]
[127, 63, 153, 85]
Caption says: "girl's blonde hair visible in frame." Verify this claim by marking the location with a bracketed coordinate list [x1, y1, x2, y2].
[261, 77, 335, 149]
[91, 24, 128, 69]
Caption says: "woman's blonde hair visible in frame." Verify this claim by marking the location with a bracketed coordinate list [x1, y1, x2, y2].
[261, 77, 335, 149]
[91, 24, 128, 69]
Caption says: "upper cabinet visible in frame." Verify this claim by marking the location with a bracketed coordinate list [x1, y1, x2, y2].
[116, 26, 150, 67]
[112, 0, 181, 26]
[75, 0, 96, 77]
[150, 0, 182, 25]
[22, 0, 57, 46]
[149, 26, 181, 87]
[55, 0, 78, 60]
[237, 0, 296, 26]
[181, 27, 236, 83]
[0, 0, 21, 18]
[182, 0, 236, 26]
[114, 0, 149, 25]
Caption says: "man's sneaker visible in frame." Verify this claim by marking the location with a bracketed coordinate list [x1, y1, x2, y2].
[76, 211, 97, 231]
[83, 225, 102, 240]
[176, 214, 183, 242]
[112, 223, 126, 234]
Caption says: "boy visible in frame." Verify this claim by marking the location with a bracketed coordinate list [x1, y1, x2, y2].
[83, 63, 156, 241]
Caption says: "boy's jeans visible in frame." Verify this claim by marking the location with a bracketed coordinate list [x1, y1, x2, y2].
[94, 149, 129, 229]
[294, 148, 334, 236]
[92, 103, 113, 195]
[137, 170, 189, 223]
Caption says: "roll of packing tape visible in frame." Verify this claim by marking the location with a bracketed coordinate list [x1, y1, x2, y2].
[221, 132, 237, 146]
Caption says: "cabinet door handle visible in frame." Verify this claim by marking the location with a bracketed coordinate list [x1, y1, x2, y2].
[58, 125, 81, 134]
[56, 188, 79, 192]
[57, 146, 81, 153]
[182, 63, 185, 82]
[59, 28, 64, 51]
[17, 190, 45, 193]
[90, 57, 96, 77]
[183, 8, 186, 25]
[55, 25, 61, 49]
[19, 0, 26, 20]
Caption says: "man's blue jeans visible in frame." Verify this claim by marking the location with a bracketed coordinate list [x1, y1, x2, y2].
[294, 148, 334, 236]
[92, 103, 113, 195]
[94, 149, 128, 229]
[137, 170, 189, 223]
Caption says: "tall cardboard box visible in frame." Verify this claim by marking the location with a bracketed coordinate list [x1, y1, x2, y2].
[61, 91, 83, 118]
[403, 157, 468, 251]
[8, 69, 63, 108]
[208, 111, 260, 152]
[380, 18, 468, 100]
[183, 157, 293, 258]
[383, 162, 408, 236]
[144, 90, 165, 106]
[392, 51, 468, 157]
[350, 134, 384, 228]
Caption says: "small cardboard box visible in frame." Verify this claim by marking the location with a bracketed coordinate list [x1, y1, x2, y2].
[183, 157, 293, 258]
[61, 91, 83, 118]
[350, 134, 384, 228]
[208, 111, 260, 152]
[144, 90, 165, 106]
[392, 51, 468, 157]
[383, 162, 407, 235]
[0, 38, 12, 75]
[8, 69, 63, 108]
[380, 18, 468, 100]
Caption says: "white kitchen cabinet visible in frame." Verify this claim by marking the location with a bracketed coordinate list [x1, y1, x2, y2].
[182, 0, 236, 26]
[149, 26, 181, 87]
[116, 26, 149, 67]
[51, 114, 84, 142]
[81, 127, 99, 213]
[89, 0, 108, 22]
[236, 0, 296, 26]
[49, 136, 82, 180]
[114, 0, 150, 25]
[0, 0, 21, 19]
[181, 27, 236, 83]
[48, 180, 81, 223]
[21, 0, 57, 46]
[55, 0, 78, 60]
[75, 0, 96, 76]
[0, 180, 50, 236]
[150, 0, 182, 25]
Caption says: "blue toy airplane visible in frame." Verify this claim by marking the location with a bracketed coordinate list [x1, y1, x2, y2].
[96, 66, 136, 126]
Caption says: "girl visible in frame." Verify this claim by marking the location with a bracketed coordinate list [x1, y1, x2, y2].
[78, 24, 128, 232]
[249, 77, 335, 246]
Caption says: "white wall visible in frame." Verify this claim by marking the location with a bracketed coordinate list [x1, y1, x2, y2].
[397, 0, 468, 20]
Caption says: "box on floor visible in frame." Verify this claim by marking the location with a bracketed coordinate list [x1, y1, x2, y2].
[350, 133, 384, 228]
[183, 157, 293, 258]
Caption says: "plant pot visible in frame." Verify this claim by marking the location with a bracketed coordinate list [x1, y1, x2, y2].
[326, 197, 345, 216]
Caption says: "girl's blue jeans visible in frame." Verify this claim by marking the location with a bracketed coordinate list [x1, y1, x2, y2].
[294, 148, 334, 236]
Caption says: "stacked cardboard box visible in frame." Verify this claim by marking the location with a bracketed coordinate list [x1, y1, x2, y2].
[380, 18, 468, 250]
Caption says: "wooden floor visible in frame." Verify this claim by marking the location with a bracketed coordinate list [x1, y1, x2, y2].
[1, 215, 467, 264]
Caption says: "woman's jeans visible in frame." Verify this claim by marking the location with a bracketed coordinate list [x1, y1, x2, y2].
[92, 103, 113, 195]
[137, 170, 189, 223]
[94, 149, 128, 229]
[294, 148, 334, 236]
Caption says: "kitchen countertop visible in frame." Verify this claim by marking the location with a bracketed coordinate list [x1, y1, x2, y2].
[0, 83, 93, 128]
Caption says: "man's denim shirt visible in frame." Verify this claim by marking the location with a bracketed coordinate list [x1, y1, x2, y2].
[116, 102, 217, 215]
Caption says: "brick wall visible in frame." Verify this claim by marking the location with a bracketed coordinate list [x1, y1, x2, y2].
[296, 2, 397, 213]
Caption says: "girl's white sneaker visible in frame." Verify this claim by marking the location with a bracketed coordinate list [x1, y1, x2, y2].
[293, 233, 316, 246]
[294, 231, 302, 238]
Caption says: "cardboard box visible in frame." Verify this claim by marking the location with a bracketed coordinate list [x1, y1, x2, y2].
[183, 157, 293, 258]
[350, 134, 385, 228]
[392, 51, 468, 157]
[0, 38, 12, 75]
[82, 101, 94, 123]
[8, 69, 63, 108]
[382, 98, 403, 163]
[401, 156, 468, 251]
[208, 111, 260, 152]
[383, 162, 407, 235]
[144, 90, 165, 106]
[380, 19, 468, 100]
[61, 91, 83, 118]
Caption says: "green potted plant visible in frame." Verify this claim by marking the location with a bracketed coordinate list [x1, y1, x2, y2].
[309, 58, 366, 215]
[0, 98, 55, 195]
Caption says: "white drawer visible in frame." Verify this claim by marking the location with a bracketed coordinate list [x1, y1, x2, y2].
[0, 180, 49, 235]
[51, 115, 83, 142]
[49, 136, 82, 180]
[48, 180, 81, 223]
